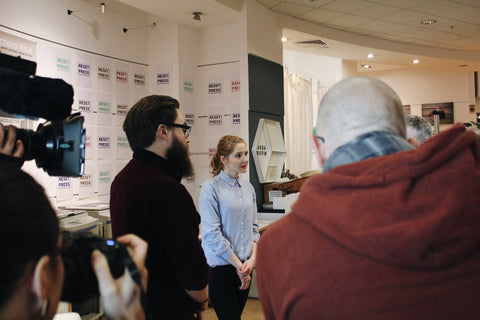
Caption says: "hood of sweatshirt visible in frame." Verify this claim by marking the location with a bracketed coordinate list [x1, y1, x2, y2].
[292, 123, 480, 269]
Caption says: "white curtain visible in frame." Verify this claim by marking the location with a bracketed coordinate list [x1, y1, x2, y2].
[284, 68, 313, 176]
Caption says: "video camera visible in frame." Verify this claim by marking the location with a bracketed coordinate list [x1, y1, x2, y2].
[0, 52, 85, 177]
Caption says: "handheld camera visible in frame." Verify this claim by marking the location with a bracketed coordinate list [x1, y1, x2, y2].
[0, 52, 85, 177]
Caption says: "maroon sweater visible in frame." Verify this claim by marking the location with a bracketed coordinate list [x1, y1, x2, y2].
[110, 149, 210, 320]
[257, 124, 480, 319]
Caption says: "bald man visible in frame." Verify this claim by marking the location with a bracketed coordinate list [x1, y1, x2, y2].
[256, 77, 480, 320]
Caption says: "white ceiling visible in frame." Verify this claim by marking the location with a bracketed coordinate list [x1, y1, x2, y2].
[116, 0, 480, 71]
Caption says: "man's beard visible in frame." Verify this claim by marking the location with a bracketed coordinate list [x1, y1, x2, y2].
[166, 135, 194, 179]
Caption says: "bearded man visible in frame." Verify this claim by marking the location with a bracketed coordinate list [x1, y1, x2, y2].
[110, 95, 210, 320]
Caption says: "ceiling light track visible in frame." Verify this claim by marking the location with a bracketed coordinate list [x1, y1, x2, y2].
[123, 22, 157, 33]
[67, 2, 105, 15]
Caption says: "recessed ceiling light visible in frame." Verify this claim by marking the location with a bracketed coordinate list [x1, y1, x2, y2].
[361, 64, 371, 69]
[367, 53, 374, 58]
[281, 37, 288, 42]
[421, 19, 437, 25]
[412, 59, 420, 64]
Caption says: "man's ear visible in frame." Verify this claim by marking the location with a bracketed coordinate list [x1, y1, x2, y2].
[156, 124, 170, 141]
[309, 134, 326, 169]
[407, 137, 419, 148]
[31, 255, 51, 309]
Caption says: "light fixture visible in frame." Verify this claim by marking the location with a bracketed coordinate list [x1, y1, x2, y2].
[367, 53, 374, 58]
[193, 12, 202, 21]
[361, 64, 371, 69]
[421, 19, 437, 25]
[412, 59, 420, 64]
[281, 37, 288, 42]
[68, 2, 105, 15]
[123, 22, 157, 33]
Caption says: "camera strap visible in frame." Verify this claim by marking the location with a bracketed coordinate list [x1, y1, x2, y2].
[118, 246, 154, 320]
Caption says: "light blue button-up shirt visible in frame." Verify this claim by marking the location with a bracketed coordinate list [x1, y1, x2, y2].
[199, 171, 260, 267]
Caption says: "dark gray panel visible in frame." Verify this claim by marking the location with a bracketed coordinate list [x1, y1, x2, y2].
[248, 54, 284, 115]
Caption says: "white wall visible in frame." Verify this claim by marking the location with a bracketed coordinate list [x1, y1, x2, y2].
[197, 23, 241, 66]
[148, 18, 180, 98]
[363, 69, 477, 127]
[0, 0, 150, 64]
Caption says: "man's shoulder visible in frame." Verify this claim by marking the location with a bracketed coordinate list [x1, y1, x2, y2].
[114, 159, 178, 185]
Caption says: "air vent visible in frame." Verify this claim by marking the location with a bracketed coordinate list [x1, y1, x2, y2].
[295, 39, 329, 48]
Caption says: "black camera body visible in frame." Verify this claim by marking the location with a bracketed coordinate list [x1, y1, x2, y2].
[61, 232, 126, 303]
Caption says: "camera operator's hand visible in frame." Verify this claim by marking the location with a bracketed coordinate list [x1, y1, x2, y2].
[0, 123, 24, 158]
[117, 234, 149, 291]
[91, 234, 148, 320]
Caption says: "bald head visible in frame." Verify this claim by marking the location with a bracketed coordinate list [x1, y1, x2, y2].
[316, 77, 406, 156]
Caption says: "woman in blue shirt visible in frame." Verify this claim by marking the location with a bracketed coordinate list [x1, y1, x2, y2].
[199, 135, 260, 320]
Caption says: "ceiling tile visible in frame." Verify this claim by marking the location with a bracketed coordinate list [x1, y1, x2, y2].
[350, 3, 403, 18]
[367, 32, 408, 42]
[378, 0, 430, 10]
[272, 2, 315, 16]
[255, 0, 286, 9]
[381, 9, 433, 24]
[440, 5, 480, 20]
[451, 0, 480, 9]
[445, 22, 480, 38]
[342, 26, 371, 35]
[462, 13, 480, 24]
[285, 0, 333, 8]
[404, 29, 461, 43]
[422, 18, 479, 36]
[401, 14, 444, 27]
[319, 0, 372, 13]
[394, 25, 430, 37]
[406, 38, 452, 49]
[322, 13, 372, 28]
[410, 0, 462, 16]
[299, 8, 345, 23]
[450, 38, 480, 50]
[355, 19, 407, 33]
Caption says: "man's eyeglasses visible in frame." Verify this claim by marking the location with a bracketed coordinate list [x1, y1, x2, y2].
[313, 127, 325, 143]
[165, 123, 192, 138]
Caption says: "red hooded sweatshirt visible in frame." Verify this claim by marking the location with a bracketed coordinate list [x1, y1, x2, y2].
[257, 124, 480, 320]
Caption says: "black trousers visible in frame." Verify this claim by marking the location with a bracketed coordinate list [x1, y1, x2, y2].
[209, 265, 251, 320]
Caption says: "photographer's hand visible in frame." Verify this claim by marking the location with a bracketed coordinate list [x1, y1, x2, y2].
[0, 123, 24, 158]
[117, 234, 148, 291]
[91, 234, 148, 320]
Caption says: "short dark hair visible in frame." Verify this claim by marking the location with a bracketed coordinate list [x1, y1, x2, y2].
[0, 164, 59, 309]
[123, 95, 180, 151]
